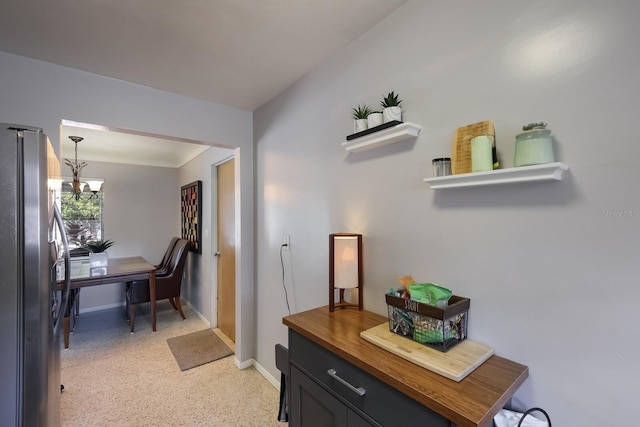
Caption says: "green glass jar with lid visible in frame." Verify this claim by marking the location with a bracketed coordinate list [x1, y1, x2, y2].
[514, 122, 554, 167]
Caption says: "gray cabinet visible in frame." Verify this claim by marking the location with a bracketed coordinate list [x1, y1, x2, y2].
[283, 307, 529, 427]
[291, 365, 376, 427]
[288, 330, 451, 427]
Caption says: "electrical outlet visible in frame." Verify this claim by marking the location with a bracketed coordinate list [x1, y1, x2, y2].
[283, 235, 290, 249]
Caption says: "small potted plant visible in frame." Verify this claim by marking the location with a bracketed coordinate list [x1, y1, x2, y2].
[351, 104, 372, 133]
[367, 110, 383, 128]
[380, 91, 403, 123]
[85, 239, 115, 267]
[514, 122, 554, 167]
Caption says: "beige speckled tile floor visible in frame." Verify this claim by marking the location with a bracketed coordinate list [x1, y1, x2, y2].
[61, 302, 285, 426]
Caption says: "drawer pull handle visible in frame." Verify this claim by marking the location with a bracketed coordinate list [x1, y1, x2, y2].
[327, 369, 366, 396]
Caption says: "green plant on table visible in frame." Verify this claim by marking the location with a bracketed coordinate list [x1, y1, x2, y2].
[84, 239, 115, 253]
[351, 104, 372, 120]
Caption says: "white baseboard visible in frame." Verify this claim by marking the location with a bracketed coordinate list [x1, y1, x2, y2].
[235, 357, 253, 370]
[232, 358, 280, 391]
[184, 300, 211, 327]
[254, 360, 281, 390]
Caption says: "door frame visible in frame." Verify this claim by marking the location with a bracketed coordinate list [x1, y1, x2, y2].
[210, 155, 235, 335]
[59, 120, 254, 368]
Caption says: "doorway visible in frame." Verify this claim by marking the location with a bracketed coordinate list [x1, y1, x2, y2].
[215, 158, 235, 341]
[61, 120, 240, 339]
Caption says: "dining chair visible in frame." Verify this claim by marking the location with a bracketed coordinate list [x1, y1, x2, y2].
[124, 236, 179, 319]
[156, 236, 179, 275]
[126, 239, 191, 332]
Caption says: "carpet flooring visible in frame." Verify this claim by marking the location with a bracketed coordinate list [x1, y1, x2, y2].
[60, 302, 284, 426]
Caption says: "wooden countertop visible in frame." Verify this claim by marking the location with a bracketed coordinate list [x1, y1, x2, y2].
[283, 306, 528, 427]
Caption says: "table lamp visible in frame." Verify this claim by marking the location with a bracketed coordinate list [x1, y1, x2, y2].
[329, 233, 363, 311]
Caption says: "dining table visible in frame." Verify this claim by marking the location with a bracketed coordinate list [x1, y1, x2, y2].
[57, 256, 157, 348]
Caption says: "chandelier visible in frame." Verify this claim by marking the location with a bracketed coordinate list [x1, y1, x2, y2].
[64, 135, 98, 200]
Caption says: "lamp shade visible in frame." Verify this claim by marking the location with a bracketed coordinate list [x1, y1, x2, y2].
[329, 233, 362, 311]
[86, 180, 103, 192]
[333, 236, 358, 289]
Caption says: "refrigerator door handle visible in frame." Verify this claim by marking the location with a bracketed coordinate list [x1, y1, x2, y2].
[51, 204, 71, 335]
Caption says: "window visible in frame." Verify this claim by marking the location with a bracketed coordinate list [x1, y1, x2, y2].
[60, 178, 104, 255]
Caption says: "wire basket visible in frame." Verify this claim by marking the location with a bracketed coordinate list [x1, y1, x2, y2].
[386, 293, 469, 352]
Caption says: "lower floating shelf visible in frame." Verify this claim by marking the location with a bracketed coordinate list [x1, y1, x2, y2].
[423, 162, 569, 189]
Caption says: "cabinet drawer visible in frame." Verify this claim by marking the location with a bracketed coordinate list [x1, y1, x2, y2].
[291, 365, 377, 427]
[289, 331, 450, 427]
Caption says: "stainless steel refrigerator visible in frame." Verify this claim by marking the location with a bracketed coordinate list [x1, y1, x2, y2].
[0, 124, 71, 427]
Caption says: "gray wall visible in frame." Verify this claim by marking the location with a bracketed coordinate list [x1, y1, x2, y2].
[73, 160, 179, 310]
[179, 148, 235, 323]
[61, 148, 236, 343]
[253, 0, 639, 425]
[0, 51, 256, 363]
[3, 0, 638, 422]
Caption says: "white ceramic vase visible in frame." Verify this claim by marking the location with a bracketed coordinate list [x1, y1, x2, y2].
[89, 252, 108, 267]
[354, 119, 368, 133]
[367, 112, 383, 128]
[383, 106, 402, 123]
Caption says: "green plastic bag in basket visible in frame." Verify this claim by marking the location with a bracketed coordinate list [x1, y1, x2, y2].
[408, 283, 452, 305]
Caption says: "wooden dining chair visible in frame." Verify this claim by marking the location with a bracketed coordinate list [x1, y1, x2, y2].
[126, 239, 191, 332]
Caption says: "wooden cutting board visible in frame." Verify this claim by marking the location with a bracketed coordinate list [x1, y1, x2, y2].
[360, 323, 494, 382]
[451, 120, 496, 174]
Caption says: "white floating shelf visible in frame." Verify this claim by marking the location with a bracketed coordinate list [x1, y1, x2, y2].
[423, 162, 569, 190]
[342, 122, 421, 153]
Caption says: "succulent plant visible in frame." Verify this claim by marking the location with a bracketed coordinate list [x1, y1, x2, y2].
[522, 122, 547, 131]
[380, 91, 403, 108]
[84, 239, 115, 253]
[351, 104, 372, 120]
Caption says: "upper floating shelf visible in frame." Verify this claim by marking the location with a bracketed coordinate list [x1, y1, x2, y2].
[342, 122, 422, 153]
[423, 162, 569, 190]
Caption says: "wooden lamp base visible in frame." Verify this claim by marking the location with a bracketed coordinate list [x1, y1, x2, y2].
[330, 288, 362, 311]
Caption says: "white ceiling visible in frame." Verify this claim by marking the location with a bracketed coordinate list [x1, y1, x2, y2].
[0, 0, 407, 111]
[1, 0, 407, 166]
[60, 121, 213, 169]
